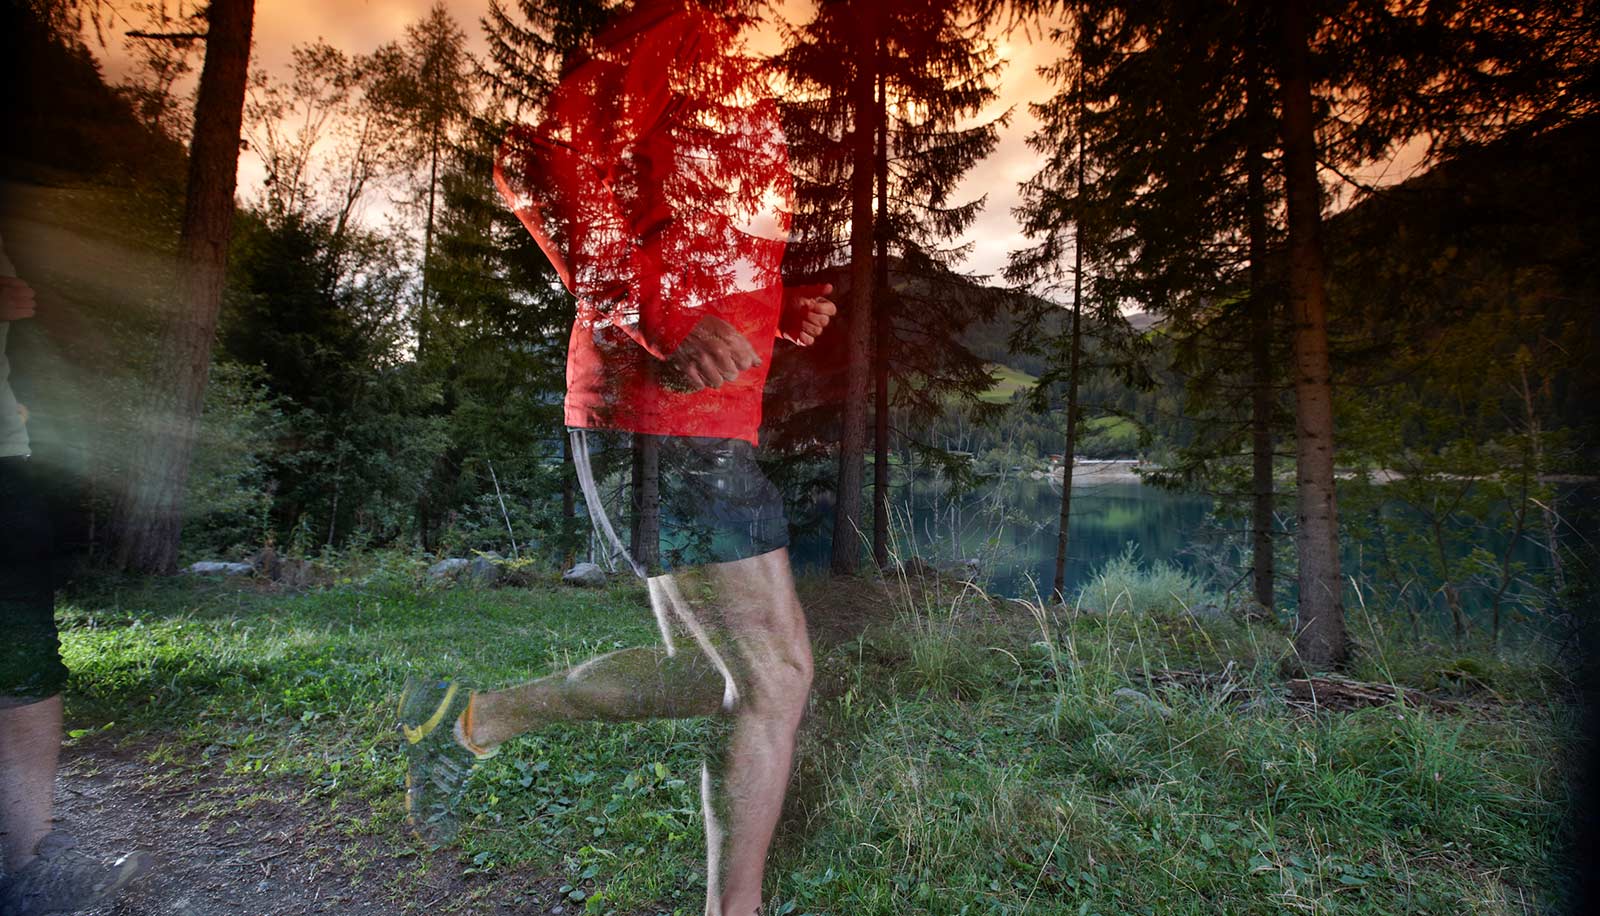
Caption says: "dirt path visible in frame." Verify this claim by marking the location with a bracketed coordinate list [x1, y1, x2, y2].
[50, 739, 568, 916]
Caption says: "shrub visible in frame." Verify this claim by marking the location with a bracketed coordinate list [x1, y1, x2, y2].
[1074, 543, 1216, 615]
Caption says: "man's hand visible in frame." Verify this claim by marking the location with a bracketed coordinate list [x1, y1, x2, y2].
[779, 283, 835, 346]
[0, 277, 36, 322]
[667, 315, 761, 391]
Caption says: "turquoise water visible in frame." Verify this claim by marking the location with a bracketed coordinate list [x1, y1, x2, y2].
[791, 476, 1214, 599]
[790, 474, 1581, 625]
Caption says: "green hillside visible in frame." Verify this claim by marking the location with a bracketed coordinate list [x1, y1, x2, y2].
[977, 362, 1036, 404]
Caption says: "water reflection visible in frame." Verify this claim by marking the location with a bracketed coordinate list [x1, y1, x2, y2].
[789, 475, 1581, 626]
[790, 477, 1213, 599]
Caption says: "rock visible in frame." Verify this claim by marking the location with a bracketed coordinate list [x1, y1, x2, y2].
[277, 557, 316, 588]
[1113, 687, 1172, 718]
[562, 562, 607, 587]
[895, 557, 939, 579]
[939, 558, 982, 581]
[185, 561, 253, 576]
[249, 546, 316, 588]
[250, 545, 282, 580]
[428, 558, 470, 579]
[468, 554, 502, 586]
[1187, 602, 1225, 621]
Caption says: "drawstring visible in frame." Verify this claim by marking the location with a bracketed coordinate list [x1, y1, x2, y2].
[571, 429, 647, 580]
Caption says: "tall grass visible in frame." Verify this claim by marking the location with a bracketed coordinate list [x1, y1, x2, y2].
[54, 555, 1578, 916]
[1073, 542, 1218, 616]
[763, 549, 1572, 916]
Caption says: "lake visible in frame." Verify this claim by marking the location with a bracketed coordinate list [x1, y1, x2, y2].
[789, 472, 1582, 628]
[790, 475, 1215, 599]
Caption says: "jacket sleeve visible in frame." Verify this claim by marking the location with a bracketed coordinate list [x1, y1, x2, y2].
[494, 18, 713, 361]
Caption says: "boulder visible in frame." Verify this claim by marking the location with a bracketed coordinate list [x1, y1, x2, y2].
[941, 557, 981, 582]
[562, 562, 607, 588]
[894, 557, 939, 579]
[468, 554, 502, 587]
[185, 561, 253, 576]
[428, 558, 470, 579]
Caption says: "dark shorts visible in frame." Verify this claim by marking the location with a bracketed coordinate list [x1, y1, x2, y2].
[0, 455, 69, 700]
[570, 429, 789, 576]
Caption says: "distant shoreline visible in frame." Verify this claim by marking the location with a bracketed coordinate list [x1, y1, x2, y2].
[1028, 459, 1145, 486]
[1024, 461, 1596, 487]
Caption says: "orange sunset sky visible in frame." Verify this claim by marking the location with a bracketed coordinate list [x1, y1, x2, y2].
[85, 1, 1423, 287]
[86, 0, 1058, 282]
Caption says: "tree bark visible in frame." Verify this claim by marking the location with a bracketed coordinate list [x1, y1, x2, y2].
[418, 120, 440, 362]
[830, 14, 878, 575]
[1052, 256, 1083, 602]
[562, 430, 576, 566]
[1051, 65, 1087, 603]
[112, 0, 255, 574]
[1276, 0, 1346, 668]
[871, 50, 891, 570]
[630, 433, 660, 572]
[1246, 58, 1276, 617]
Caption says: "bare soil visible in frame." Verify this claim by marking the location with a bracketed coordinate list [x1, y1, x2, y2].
[50, 737, 571, 916]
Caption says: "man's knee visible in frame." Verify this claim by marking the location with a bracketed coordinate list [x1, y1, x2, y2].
[742, 610, 811, 721]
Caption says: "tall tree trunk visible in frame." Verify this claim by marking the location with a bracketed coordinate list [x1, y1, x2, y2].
[1052, 259, 1083, 603]
[418, 122, 440, 364]
[1052, 74, 1087, 603]
[1520, 363, 1565, 597]
[1276, 0, 1346, 669]
[830, 15, 878, 575]
[112, 0, 255, 574]
[562, 430, 577, 567]
[1246, 59, 1277, 617]
[630, 433, 660, 572]
[871, 51, 891, 570]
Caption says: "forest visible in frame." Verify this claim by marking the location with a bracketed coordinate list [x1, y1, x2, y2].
[0, 1, 1594, 914]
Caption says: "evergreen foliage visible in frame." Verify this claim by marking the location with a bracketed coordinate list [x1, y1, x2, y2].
[769, 0, 1008, 568]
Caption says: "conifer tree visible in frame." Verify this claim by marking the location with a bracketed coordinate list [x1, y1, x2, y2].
[419, 112, 581, 556]
[113, 0, 255, 573]
[1012, 0, 1587, 666]
[773, 0, 1005, 571]
[368, 1, 473, 361]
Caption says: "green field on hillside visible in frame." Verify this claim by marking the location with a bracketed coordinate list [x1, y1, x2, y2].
[978, 363, 1038, 404]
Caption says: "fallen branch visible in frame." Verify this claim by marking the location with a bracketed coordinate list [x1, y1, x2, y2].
[1145, 668, 1457, 713]
[1283, 674, 1449, 712]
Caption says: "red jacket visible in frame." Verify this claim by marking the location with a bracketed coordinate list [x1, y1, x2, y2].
[495, 0, 792, 444]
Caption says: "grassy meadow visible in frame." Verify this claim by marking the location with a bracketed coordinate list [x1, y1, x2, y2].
[55, 556, 1578, 915]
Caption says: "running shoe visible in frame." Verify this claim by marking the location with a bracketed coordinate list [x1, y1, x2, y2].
[0, 832, 151, 916]
[398, 676, 494, 844]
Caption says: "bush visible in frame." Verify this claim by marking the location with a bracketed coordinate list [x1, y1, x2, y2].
[1073, 543, 1216, 615]
[182, 361, 282, 557]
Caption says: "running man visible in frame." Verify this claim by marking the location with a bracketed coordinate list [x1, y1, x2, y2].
[398, 2, 835, 914]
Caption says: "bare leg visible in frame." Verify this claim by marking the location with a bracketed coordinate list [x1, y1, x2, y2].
[463, 549, 811, 916]
[0, 693, 62, 870]
[694, 549, 812, 916]
[469, 645, 726, 747]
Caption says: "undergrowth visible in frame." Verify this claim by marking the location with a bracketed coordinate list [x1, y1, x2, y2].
[53, 554, 1578, 916]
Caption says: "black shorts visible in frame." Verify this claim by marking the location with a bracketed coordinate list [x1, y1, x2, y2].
[0, 455, 69, 700]
[570, 429, 789, 576]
